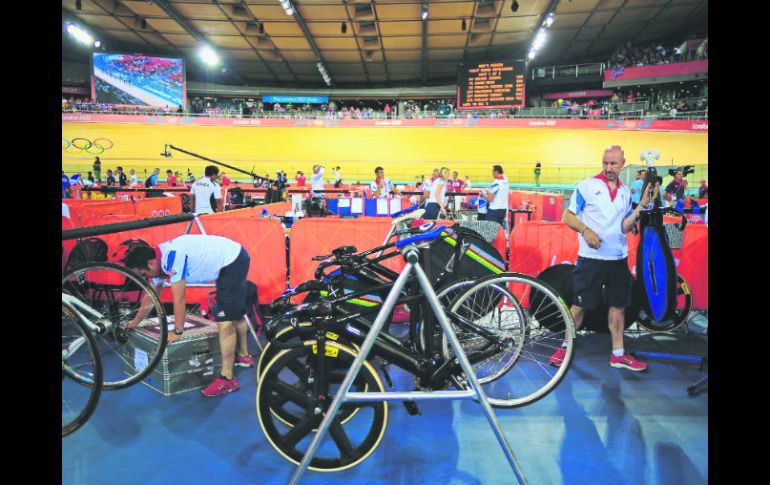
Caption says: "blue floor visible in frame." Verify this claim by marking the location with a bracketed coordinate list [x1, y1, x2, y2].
[63, 324, 707, 485]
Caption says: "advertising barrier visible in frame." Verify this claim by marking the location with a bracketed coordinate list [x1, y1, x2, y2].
[63, 113, 708, 133]
[509, 220, 708, 309]
[604, 60, 708, 82]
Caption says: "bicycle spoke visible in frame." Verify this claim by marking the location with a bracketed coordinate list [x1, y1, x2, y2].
[328, 418, 356, 460]
[270, 380, 311, 408]
[282, 414, 317, 448]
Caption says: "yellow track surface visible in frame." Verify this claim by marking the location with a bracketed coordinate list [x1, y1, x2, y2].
[62, 122, 708, 184]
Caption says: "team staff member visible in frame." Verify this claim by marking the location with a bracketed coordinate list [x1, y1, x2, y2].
[550, 145, 656, 372]
[424, 167, 449, 219]
[481, 165, 509, 226]
[190, 165, 222, 214]
[310, 164, 326, 201]
[370, 166, 403, 198]
[125, 235, 254, 397]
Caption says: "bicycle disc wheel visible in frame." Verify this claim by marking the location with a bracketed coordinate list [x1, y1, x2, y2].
[440, 281, 526, 384]
[446, 273, 575, 408]
[636, 274, 693, 333]
[257, 341, 388, 472]
[62, 301, 103, 437]
[61, 262, 168, 390]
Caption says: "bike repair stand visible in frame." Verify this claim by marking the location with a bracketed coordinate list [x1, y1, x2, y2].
[288, 244, 529, 485]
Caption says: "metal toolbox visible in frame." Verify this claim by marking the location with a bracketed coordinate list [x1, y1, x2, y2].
[123, 315, 222, 396]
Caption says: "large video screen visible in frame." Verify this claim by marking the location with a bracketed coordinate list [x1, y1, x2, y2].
[457, 60, 526, 110]
[92, 53, 186, 107]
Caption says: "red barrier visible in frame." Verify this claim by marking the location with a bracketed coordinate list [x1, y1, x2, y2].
[289, 217, 401, 288]
[66, 199, 136, 227]
[510, 220, 708, 310]
[509, 222, 579, 277]
[188, 217, 287, 304]
[133, 197, 182, 218]
[676, 224, 708, 310]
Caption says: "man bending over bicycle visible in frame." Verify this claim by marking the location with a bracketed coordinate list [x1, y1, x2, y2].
[125, 234, 253, 397]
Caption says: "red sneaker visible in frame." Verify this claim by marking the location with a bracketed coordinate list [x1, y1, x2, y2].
[235, 354, 255, 368]
[549, 347, 566, 367]
[201, 375, 240, 397]
[609, 353, 648, 372]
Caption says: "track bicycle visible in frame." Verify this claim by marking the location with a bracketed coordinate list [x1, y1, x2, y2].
[256, 225, 576, 471]
[61, 263, 168, 435]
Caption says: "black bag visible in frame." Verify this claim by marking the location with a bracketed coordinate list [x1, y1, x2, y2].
[425, 224, 506, 285]
[228, 187, 244, 208]
[245, 281, 265, 334]
[144, 176, 153, 188]
[65, 238, 108, 271]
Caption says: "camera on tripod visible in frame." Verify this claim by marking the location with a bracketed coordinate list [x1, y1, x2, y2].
[668, 165, 694, 177]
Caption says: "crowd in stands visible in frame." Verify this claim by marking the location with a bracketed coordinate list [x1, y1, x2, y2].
[607, 38, 708, 70]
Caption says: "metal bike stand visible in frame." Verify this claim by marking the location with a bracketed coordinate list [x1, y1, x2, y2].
[289, 245, 529, 485]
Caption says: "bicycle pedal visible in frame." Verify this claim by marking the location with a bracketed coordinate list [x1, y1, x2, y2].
[380, 363, 394, 388]
[402, 400, 421, 416]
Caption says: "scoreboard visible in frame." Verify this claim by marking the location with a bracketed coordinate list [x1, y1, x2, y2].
[457, 60, 526, 110]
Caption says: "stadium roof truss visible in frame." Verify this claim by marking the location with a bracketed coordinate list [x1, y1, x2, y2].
[62, 0, 708, 87]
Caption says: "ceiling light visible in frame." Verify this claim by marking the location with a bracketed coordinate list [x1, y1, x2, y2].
[546, 13, 555, 27]
[341, 22, 347, 34]
[511, 1, 519, 13]
[198, 45, 221, 67]
[421, 1, 428, 20]
[462, 18, 467, 31]
[533, 29, 547, 50]
[66, 23, 94, 46]
[94, 40, 101, 48]
[259, 23, 264, 34]
[528, 50, 536, 60]
[76, 0, 82, 11]
[140, 18, 147, 30]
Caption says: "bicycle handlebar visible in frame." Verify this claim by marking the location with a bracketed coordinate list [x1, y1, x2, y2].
[395, 224, 445, 249]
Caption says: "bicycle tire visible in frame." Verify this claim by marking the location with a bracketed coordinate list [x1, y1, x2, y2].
[62, 301, 103, 437]
[257, 340, 388, 472]
[61, 262, 168, 390]
[440, 282, 527, 385]
[636, 274, 693, 333]
[446, 272, 576, 408]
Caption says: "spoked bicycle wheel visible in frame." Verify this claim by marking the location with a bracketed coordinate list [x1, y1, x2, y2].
[257, 340, 388, 472]
[440, 281, 527, 385]
[444, 273, 575, 408]
[62, 301, 103, 437]
[61, 262, 168, 390]
[417, 279, 478, 354]
[636, 274, 693, 333]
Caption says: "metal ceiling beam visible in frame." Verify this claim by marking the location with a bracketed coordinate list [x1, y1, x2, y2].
[286, 1, 333, 85]
[342, 1, 371, 84]
[421, 1, 428, 83]
[583, 0, 630, 54]
[371, 1, 391, 83]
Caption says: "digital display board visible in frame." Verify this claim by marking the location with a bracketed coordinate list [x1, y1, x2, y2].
[456, 60, 526, 110]
[262, 95, 329, 104]
[92, 53, 186, 107]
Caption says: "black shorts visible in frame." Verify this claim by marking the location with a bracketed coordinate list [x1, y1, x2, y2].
[214, 247, 250, 322]
[572, 256, 632, 309]
[486, 208, 507, 226]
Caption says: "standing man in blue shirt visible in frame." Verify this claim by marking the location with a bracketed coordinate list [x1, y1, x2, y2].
[62, 171, 72, 199]
[629, 169, 645, 208]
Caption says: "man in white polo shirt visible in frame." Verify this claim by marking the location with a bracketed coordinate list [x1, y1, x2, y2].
[481, 165, 509, 227]
[370, 166, 403, 198]
[125, 234, 254, 397]
[550, 145, 656, 372]
[190, 165, 222, 214]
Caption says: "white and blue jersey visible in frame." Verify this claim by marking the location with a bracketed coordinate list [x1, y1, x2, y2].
[369, 178, 394, 198]
[568, 174, 633, 260]
[488, 176, 509, 210]
[151, 235, 242, 285]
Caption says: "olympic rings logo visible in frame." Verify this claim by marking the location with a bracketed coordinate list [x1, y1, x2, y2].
[151, 209, 172, 217]
[62, 137, 114, 155]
